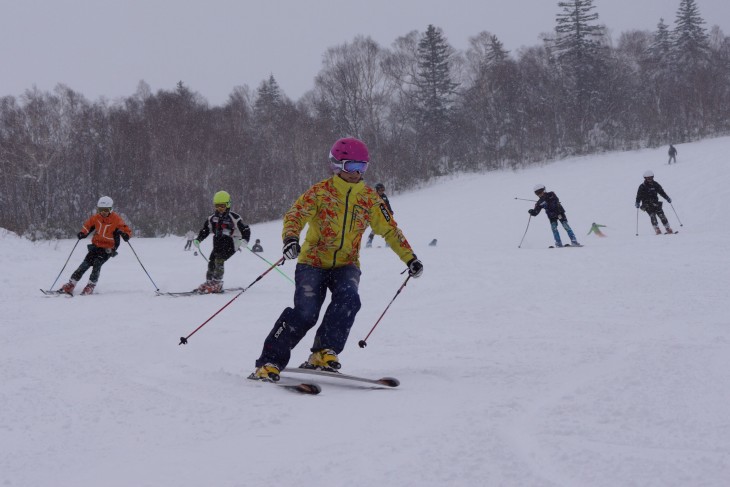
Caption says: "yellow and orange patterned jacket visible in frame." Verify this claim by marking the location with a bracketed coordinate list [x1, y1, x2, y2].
[283, 176, 416, 269]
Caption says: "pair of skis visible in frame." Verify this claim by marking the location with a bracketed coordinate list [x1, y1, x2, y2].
[155, 287, 245, 297]
[40, 289, 74, 297]
[548, 243, 584, 248]
[252, 368, 400, 395]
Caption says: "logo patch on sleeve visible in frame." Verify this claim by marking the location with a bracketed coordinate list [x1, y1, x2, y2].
[379, 203, 391, 222]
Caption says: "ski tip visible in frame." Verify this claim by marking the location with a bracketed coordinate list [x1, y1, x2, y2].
[377, 377, 400, 387]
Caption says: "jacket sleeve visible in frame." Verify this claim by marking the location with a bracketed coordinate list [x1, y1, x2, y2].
[81, 215, 97, 236]
[237, 220, 251, 242]
[115, 216, 132, 237]
[635, 185, 643, 205]
[197, 218, 211, 241]
[369, 201, 415, 264]
[282, 186, 317, 241]
[655, 183, 670, 201]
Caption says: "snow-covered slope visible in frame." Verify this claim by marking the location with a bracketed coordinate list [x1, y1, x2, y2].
[2, 137, 729, 486]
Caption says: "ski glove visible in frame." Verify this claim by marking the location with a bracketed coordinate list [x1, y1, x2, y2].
[119, 232, 130, 242]
[528, 209, 537, 216]
[635, 202, 640, 208]
[77, 232, 87, 239]
[407, 258, 424, 278]
[283, 237, 300, 260]
[193, 239, 200, 248]
[666, 197, 672, 203]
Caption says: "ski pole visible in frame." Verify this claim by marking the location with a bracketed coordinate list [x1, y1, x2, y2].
[48, 239, 80, 291]
[179, 256, 286, 345]
[126, 240, 160, 291]
[518, 214, 532, 248]
[669, 202, 683, 227]
[514, 197, 537, 202]
[246, 246, 294, 284]
[636, 208, 639, 236]
[358, 274, 411, 348]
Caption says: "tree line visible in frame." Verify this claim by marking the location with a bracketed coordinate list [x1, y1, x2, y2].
[1, 0, 728, 239]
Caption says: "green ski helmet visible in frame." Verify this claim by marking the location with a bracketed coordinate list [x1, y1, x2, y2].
[213, 190, 231, 209]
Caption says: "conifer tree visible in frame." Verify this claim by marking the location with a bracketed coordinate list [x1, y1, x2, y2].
[672, 0, 709, 66]
[415, 25, 458, 175]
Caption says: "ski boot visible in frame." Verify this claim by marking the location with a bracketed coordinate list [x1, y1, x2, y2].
[653, 226, 662, 235]
[665, 226, 674, 234]
[301, 349, 341, 371]
[59, 280, 77, 295]
[196, 280, 222, 294]
[570, 239, 582, 247]
[554, 242, 563, 248]
[81, 282, 96, 295]
[248, 363, 281, 382]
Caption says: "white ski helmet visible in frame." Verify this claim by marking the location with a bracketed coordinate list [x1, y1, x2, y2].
[97, 196, 113, 209]
[643, 170, 654, 178]
[533, 184, 546, 194]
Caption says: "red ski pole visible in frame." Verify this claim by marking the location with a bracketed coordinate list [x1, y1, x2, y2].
[358, 274, 411, 348]
[179, 257, 285, 345]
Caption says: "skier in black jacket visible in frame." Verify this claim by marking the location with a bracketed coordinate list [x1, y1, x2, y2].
[528, 184, 581, 247]
[194, 190, 251, 293]
[635, 170, 674, 235]
[365, 183, 394, 248]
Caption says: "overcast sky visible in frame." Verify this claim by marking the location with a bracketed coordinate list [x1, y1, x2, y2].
[2, 0, 729, 106]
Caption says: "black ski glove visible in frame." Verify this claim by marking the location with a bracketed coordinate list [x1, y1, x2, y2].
[283, 237, 300, 260]
[407, 258, 424, 278]
[528, 209, 537, 216]
[120, 232, 130, 242]
[77, 232, 87, 239]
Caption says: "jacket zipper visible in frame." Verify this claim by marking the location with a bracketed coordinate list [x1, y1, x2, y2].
[331, 187, 352, 268]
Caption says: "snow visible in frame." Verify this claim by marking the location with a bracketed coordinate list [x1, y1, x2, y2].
[3, 137, 730, 486]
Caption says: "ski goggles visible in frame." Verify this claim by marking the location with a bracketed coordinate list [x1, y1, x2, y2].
[97, 207, 112, 213]
[329, 157, 368, 174]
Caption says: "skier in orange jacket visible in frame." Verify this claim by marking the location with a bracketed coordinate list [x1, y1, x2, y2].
[58, 196, 132, 295]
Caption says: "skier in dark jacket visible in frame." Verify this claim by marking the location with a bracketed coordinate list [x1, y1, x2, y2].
[528, 184, 580, 247]
[365, 183, 394, 248]
[635, 170, 674, 235]
[668, 145, 677, 164]
[194, 190, 251, 293]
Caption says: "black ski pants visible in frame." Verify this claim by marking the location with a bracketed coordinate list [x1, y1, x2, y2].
[71, 245, 113, 284]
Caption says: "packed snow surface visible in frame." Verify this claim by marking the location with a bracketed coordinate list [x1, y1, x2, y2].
[2, 137, 729, 486]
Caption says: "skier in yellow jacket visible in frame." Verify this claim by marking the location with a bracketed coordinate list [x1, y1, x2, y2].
[250, 137, 423, 382]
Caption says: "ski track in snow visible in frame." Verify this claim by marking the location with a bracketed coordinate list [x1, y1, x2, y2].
[3, 137, 730, 486]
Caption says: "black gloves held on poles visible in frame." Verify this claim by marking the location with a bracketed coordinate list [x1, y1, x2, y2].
[77, 232, 87, 239]
[407, 258, 424, 278]
[283, 237, 300, 260]
[120, 232, 130, 242]
[528, 209, 537, 216]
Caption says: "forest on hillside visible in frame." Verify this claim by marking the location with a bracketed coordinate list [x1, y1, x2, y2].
[1, 0, 728, 238]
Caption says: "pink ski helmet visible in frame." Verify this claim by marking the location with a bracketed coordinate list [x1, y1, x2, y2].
[329, 137, 370, 163]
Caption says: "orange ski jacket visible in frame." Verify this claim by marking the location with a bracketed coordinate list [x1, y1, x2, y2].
[80, 212, 132, 249]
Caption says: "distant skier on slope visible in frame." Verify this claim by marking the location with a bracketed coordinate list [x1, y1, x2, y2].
[57, 196, 132, 296]
[193, 190, 251, 293]
[635, 170, 674, 235]
[251, 239, 264, 253]
[249, 137, 423, 383]
[668, 144, 678, 164]
[528, 184, 581, 247]
[365, 182, 394, 248]
[587, 222, 607, 237]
